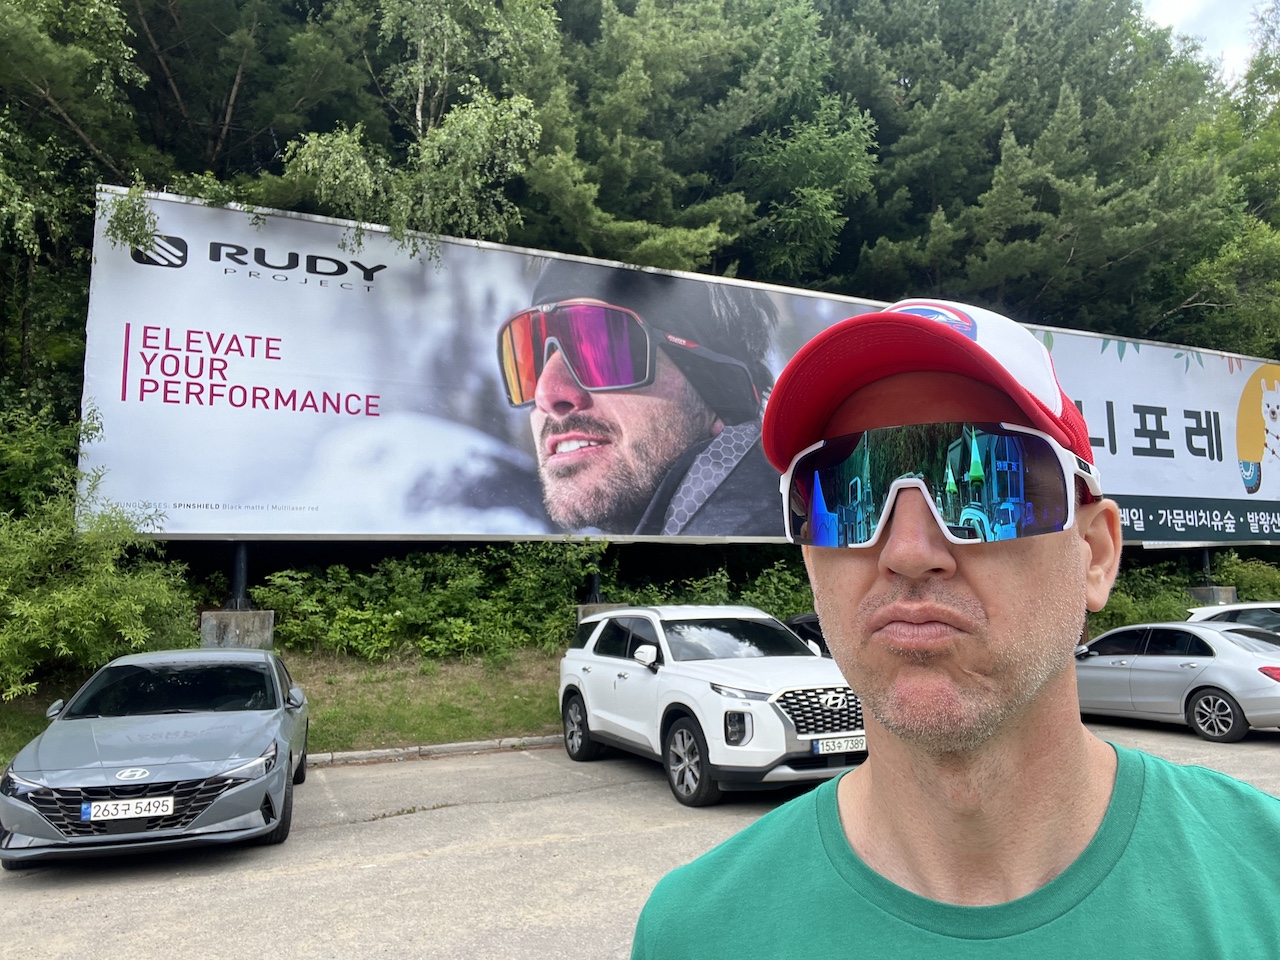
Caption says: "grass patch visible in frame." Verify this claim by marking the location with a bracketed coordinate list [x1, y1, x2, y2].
[0, 648, 563, 767]
[287, 647, 562, 753]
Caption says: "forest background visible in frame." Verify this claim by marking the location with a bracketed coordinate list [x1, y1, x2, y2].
[6, 0, 1280, 702]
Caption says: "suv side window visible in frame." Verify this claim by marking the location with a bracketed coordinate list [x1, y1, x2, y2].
[592, 619, 630, 658]
[627, 618, 661, 662]
[570, 621, 598, 649]
[1233, 608, 1280, 631]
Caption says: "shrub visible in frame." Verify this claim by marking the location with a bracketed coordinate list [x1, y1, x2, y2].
[1212, 551, 1280, 600]
[0, 408, 195, 699]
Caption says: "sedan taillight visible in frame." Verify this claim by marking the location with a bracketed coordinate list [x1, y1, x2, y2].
[1259, 667, 1280, 683]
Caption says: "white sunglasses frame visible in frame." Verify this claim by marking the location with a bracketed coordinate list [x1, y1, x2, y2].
[778, 421, 1104, 548]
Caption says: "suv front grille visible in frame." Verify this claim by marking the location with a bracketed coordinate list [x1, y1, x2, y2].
[776, 686, 864, 735]
[25, 778, 248, 838]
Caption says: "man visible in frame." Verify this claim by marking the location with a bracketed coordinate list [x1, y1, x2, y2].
[497, 258, 780, 536]
[632, 299, 1280, 956]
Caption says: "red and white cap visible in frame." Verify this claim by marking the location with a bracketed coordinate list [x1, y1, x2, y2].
[762, 298, 1094, 472]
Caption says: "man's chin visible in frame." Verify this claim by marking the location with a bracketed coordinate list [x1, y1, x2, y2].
[542, 479, 647, 532]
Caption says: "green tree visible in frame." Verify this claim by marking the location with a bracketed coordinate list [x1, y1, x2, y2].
[0, 408, 195, 700]
[512, 0, 875, 279]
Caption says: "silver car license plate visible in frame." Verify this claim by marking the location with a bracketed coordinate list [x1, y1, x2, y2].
[80, 797, 174, 821]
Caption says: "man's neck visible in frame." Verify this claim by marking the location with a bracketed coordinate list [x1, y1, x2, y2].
[836, 695, 1117, 906]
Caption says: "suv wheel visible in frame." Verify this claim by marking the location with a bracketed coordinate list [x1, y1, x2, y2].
[563, 692, 603, 761]
[664, 717, 722, 807]
[1187, 688, 1249, 742]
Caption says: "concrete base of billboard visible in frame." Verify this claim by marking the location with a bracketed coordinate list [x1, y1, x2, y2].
[200, 610, 275, 649]
[1187, 586, 1239, 607]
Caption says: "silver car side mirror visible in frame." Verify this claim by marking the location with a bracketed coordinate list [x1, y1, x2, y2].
[1073, 645, 1093, 659]
[45, 699, 64, 720]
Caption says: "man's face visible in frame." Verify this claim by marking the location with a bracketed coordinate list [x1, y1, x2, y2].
[531, 346, 722, 531]
[802, 371, 1104, 755]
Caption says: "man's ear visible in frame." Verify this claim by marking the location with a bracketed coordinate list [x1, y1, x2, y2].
[1079, 498, 1123, 612]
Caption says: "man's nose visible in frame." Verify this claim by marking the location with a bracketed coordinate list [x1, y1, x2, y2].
[534, 348, 592, 416]
[876, 487, 957, 579]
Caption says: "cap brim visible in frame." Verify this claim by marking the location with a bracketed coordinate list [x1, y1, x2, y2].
[762, 311, 1071, 472]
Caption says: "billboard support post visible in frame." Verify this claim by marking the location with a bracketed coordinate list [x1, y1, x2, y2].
[228, 541, 250, 611]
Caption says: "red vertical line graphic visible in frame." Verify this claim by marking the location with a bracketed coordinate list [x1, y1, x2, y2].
[121, 323, 131, 400]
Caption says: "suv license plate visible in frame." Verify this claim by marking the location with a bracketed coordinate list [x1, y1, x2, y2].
[81, 797, 174, 821]
[812, 736, 866, 755]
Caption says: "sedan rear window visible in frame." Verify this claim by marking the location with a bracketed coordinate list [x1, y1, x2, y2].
[663, 618, 815, 661]
[63, 662, 278, 718]
[1223, 628, 1280, 653]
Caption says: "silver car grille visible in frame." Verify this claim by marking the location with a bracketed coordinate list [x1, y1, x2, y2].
[24, 778, 248, 838]
[775, 686, 864, 735]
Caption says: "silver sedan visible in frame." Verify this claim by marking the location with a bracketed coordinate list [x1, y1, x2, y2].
[0, 647, 308, 869]
[1075, 621, 1280, 741]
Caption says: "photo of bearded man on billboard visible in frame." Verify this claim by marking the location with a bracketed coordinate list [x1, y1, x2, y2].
[497, 259, 783, 537]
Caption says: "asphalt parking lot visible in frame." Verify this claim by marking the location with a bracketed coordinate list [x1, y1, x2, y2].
[2, 720, 1277, 960]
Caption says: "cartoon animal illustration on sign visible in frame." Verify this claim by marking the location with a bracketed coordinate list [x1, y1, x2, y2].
[1260, 379, 1280, 495]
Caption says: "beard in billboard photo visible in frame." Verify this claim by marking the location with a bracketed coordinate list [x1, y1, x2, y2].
[498, 259, 782, 536]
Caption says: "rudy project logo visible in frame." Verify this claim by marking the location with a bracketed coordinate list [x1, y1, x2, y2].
[894, 302, 978, 341]
[131, 235, 188, 268]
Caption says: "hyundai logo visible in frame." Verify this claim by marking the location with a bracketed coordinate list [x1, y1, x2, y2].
[818, 691, 848, 710]
[131, 234, 188, 268]
[115, 768, 150, 781]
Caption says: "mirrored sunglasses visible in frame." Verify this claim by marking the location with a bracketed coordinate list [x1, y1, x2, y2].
[497, 298, 757, 408]
[780, 421, 1102, 548]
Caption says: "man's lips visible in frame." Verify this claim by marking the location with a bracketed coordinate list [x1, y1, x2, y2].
[543, 431, 610, 460]
[867, 605, 972, 650]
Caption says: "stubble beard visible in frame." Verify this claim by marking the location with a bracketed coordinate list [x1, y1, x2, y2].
[539, 415, 665, 530]
[820, 549, 1086, 757]
[538, 400, 708, 531]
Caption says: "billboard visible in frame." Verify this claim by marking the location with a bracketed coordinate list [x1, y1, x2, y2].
[82, 187, 1280, 546]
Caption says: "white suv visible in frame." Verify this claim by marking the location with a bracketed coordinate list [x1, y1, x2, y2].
[1187, 602, 1280, 632]
[558, 605, 866, 806]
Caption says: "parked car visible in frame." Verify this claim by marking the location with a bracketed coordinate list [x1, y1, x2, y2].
[783, 612, 832, 657]
[0, 648, 308, 870]
[1074, 621, 1280, 742]
[1186, 601, 1280, 632]
[559, 605, 866, 806]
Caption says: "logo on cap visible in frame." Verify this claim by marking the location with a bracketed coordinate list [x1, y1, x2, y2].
[895, 302, 978, 341]
[130, 235, 188, 268]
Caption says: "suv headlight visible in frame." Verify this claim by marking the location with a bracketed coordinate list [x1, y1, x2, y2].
[710, 683, 769, 701]
[219, 741, 278, 781]
[1, 766, 41, 799]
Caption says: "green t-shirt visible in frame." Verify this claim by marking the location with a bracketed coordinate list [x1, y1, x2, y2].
[632, 745, 1280, 958]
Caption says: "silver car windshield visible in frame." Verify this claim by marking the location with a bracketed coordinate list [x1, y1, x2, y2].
[663, 619, 815, 661]
[62, 662, 278, 718]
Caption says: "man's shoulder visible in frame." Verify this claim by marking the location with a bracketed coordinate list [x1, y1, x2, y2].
[1119, 744, 1280, 861]
[1122, 743, 1280, 813]
[674, 427, 782, 536]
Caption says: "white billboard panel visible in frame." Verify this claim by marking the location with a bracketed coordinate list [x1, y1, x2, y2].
[81, 188, 1280, 545]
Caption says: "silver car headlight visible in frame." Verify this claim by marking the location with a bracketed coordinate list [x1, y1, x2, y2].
[1, 766, 41, 799]
[219, 741, 278, 781]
